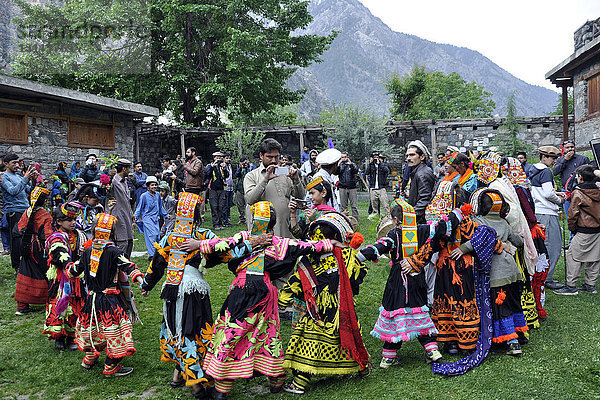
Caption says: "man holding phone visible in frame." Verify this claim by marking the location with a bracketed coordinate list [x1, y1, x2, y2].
[244, 138, 305, 238]
[244, 138, 305, 320]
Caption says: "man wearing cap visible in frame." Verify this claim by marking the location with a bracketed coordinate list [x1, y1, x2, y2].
[222, 153, 234, 228]
[313, 148, 342, 211]
[66, 177, 85, 202]
[1, 153, 38, 271]
[134, 176, 167, 260]
[244, 138, 305, 237]
[205, 151, 229, 230]
[405, 140, 435, 224]
[158, 180, 177, 235]
[110, 159, 135, 257]
[530, 146, 567, 290]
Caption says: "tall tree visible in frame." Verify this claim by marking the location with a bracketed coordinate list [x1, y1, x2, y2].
[492, 91, 531, 156]
[12, 0, 335, 125]
[385, 66, 495, 120]
[215, 129, 265, 162]
[315, 105, 394, 165]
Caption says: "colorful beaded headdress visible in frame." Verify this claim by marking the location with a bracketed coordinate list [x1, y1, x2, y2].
[444, 151, 459, 165]
[26, 186, 50, 217]
[165, 192, 201, 288]
[390, 198, 418, 257]
[306, 176, 325, 191]
[90, 213, 118, 277]
[486, 192, 503, 215]
[502, 157, 528, 186]
[250, 201, 272, 235]
[477, 151, 502, 184]
[310, 211, 353, 244]
[425, 180, 455, 223]
[60, 201, 85, 219]
[94, 213, 118, 241]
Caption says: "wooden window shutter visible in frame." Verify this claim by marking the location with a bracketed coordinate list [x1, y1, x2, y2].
[589, 74, 600, 115]
[0, 111, 28, 144]
[68, 118, 115, 149]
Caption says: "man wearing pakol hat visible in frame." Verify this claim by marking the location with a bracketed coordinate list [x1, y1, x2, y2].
[367, 151, 390, 217]
[134, 175, 167, 260]
[205, 151, 229, 230]
[66, 177, 85, 202]
[1, 153, 38, 272]
[109, 159, 135, 257]
[529, 146, 567, 290]
[313, 147, 342, 211]
[405, 140, 435, 224]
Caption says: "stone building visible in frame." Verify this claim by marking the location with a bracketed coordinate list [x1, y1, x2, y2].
[385, 116, 570, 160]
[0, 74, 158, 173]
[547, 18, 600, 146]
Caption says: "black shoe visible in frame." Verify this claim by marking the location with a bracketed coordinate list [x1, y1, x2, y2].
[169, 379, 185, 389]
[15, 307, 37, 316]
[270, 386, 283, 394]
[223, 223, 232, 228]
[444, 342, 459, 355]
[545, 281, 565, 290]
[66, 337, 78, 351]
[193, 387, 209, 399]
[577, 284, 597, 294]
[506, 342, 522, 356]
[279, 311, 293, 321]
[213, 391, 227, 400]
[54, 339, 66, 351]
[105, 365, 133, 377]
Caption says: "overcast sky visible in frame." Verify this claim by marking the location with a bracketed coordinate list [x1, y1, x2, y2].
[358, 0, 600, 92]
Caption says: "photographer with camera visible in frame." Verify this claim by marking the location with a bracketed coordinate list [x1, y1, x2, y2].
[233, 157, 254, 225]
[205, 151, 229, 230]
[367, 151, 390, 217]
[338, 151, 360, 223]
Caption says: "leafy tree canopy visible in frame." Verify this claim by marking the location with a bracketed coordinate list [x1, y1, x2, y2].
[214, 129, 265, 162]
[12, 0, 335, 126]
[315, 105, 394, 164]
[385, 65, 495, 121]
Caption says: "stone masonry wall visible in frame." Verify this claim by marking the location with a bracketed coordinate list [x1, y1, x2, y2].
[0, 99, 136, 175]
[573, 57, 600, 146]
[387, 115, 573, 158]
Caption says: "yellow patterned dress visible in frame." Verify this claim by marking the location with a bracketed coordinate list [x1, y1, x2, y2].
[279, 228, 369, 376]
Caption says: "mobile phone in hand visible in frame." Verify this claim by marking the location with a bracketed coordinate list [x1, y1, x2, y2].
[275, 166, 289, 176]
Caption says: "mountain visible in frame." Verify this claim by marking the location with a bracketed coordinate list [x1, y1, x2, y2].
[292, 0, 558, 120]
[0, 0, 558, 120]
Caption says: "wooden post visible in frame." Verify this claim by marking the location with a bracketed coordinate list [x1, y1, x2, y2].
[298, 129, 305, 160]
[429, 124, 437, 161]
[180, 129, 186, 159]
[562, 84, 569, 142]
[134, 124, 140, 162]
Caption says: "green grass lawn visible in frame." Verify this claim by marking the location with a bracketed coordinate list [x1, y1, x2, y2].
[1, 202, 599, 399]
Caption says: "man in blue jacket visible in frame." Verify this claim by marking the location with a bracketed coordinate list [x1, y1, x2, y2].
[553, 140, 590, 215]
[1, 153, 37, 271]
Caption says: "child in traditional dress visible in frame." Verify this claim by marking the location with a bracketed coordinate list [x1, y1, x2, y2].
[66, 213, 144, 376]
[280, 212, 370, 395]
[76, 183, 106, 239]
[15, 186, 53, 315]
[358, 198, 441, 368]
[43, 201, 87, 350]
[140, 193, 265, 399]
[204, 201, 338, 399]
[134, 176, 167, 260]
[452, 189, 526, 356]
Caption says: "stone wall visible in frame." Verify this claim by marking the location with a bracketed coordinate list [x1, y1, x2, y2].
[0, 99, 136, 175]
[573, 57, 600, 146]
[386, 115, 573, 158]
